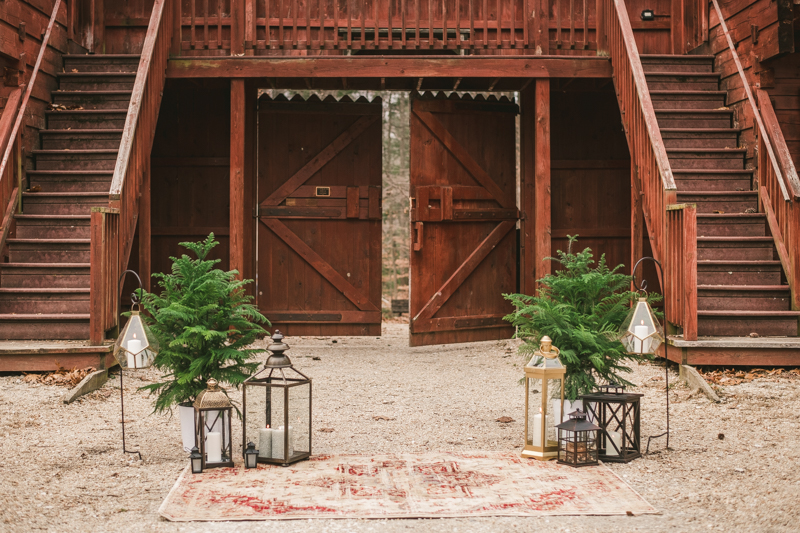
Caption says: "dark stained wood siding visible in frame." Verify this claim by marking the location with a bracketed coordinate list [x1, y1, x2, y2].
[765, 48, 800, 172]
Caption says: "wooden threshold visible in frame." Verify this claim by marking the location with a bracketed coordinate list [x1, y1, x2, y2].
[666, 336, 800, 367]
[166, 56, 612, 79]
[0, 341, 115, 372]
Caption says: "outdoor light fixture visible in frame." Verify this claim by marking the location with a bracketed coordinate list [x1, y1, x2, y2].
[556, 409, 601, 467]
[242, 331, 312, 467]
[619, 257, 670, 453]
[244, 442, 259, 469]
[581, 382, 644, 463]
[522, 336, 566, 461]
[114, 269, 159, 460]
[194, 379, 235, 469]
[641, 9, 655, 20]
[190, 446, 203, 474]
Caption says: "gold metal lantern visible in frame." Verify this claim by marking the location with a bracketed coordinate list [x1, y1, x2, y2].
[194, 379, 234, 469]
[522, 336, 566, 461]
[619, 297, 664, 355]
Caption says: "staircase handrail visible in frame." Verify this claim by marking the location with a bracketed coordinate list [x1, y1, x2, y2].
[91, 0, 173, 343]
[710, 0, 800, 201]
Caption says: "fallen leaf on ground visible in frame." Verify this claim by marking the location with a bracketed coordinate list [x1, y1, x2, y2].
[373, 416, 395, 421]
[496, 416, 515, 423]
[318, 428, 335, 433]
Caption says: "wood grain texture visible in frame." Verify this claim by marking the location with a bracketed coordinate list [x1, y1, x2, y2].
[230, 78, 246, 278]
[533, 79, 551, 286]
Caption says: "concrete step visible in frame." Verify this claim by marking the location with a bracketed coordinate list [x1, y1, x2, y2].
[697, 237, 775, 261]
[0, 288, 90, 314]
[672, 169, 752, 192]
[14, 215, 91, 239]
[0, 263, 90, 288]
[58, 72, 136, 91]
[52, 90, 132, 110]
[21, 192, 107, 215]
[7, 239, 90, 263]
[39, 129, 123, 150]
[666, 148, 745, 170]
[698, 285, 791, 312]
[650, 91, 727, 110]
[31, 149, 118, 171]
[645, 72, 720, 91]
[697, 213, 766, 237]
[656, 109, 732, 128]
[62, 54, 140, 73]
[698, 310, 800, 337]
[0, 314, 90, 340]
[639, 54, 715, 73]
[660, 128, 739, 149]
[46, 110, 127, 129]
[697, 260, 783, 285]
[676, 191, 758, 213]
[27, 170, 113, 193]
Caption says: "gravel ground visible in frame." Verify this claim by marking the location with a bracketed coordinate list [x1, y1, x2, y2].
[1, 321, 799, 532]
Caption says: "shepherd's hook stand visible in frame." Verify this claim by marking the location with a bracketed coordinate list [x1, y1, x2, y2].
[118, 269, 144, 461]
[631, 257, 670, 454]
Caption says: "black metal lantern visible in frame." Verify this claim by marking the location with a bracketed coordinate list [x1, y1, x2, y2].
[581, 382, 644, 463]
[190, 446, 203, 474]
[242, 331, 312, 467]
[557, 409, 601, 467]
[244, 442, 259, 469]
[194, 379, 234, 469]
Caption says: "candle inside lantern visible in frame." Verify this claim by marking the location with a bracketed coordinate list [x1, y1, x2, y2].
[206, 432, 222, 463]
[607, 430, 623, 456]
[127, 334, 142, 368]
[532, 409, 543, 447]
[272, 425, 294, 459]
[258, 426, 273, 459]
[634, 320, 650, 353]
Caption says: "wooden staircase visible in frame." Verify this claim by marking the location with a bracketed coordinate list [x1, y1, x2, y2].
[641, 54, 800, 337]
[0, 55, 139, 340]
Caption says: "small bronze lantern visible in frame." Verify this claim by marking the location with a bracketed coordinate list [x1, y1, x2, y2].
[242, 331, 312, 466]
[522, 336, 566, 461]
[619, 297, 664, 356]
[244, 442, 259, 469]
[194, 379, 234, 469]
[557, 409, 601, 467]
[189, 446, 203, 474]
[581, 382, 643, 463]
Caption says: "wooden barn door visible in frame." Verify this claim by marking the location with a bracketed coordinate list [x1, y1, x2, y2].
[409, 94, 519, 347]
[257, 95, 382, 336]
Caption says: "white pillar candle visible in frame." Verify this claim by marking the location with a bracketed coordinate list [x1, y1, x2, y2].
[272, 426, 294, 459]
[127, 336, 142, 367]
[532, 413, 542, 447]
[258, 428, 273, 459]
[206, 432, 222, 463]
[634, 320, 650, 353]
[607, 430, 623, 456]
[551, 399, 563, 421]
[126, 352, 136, 369]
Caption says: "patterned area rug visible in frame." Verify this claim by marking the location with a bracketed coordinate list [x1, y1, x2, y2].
[159, 452, 657, 521]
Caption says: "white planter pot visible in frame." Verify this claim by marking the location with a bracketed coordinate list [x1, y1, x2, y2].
[178, 402, 196, 452]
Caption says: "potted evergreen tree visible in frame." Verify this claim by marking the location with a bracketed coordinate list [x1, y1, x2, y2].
[504, 236, 659, 403]
[136, 234, 270, 450]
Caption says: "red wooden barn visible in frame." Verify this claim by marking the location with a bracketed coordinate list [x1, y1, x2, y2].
[1, 0, 799, 369]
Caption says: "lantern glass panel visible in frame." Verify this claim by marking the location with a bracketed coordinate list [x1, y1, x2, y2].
[545, 378, 563, 446]
[200, 409, 231, 465]
[288, 383, 311, 459]
[526, 377, 543, 447]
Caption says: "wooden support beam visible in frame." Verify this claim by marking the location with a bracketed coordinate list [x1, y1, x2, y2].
[416, 77, 424, 91]
[631, 159, 644, 283]
[452, 78, 461, 90]
[533, 79, 551, 286]
[487, 78, 500, 91]
[231, 0, 245, 55]
[167, 57, 613, 79]
[138, 159, 151, 292]
[230, 79, 246, 277]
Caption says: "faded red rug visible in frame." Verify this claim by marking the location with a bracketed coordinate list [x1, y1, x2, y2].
[159, 452, 657, 521]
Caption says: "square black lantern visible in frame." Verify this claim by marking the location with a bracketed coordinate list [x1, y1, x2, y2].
[556, 409, 601, 467]
[194, 379, 234, 469]
[244, 442, 259, 469]
[189, 446, 203, 474]
[242, 331, 312, 467]
[581, 382, 644, 463]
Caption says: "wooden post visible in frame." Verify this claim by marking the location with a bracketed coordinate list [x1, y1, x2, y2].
[232, 0, 246, 55]
[596, 0, 606, 54]
[230, 79, 246, 277]
[682, 205, 698, 341]
[243, 80, 258, 294]
[90, 210, 104, 345]
[671, 0, 683, 54]
[631, 159, 643, 281]
[534, 0, 550, 54]
[172, 0, 182, 56]
[90, 0, 105, 53]
[520, 86, 535, 294]
[138, 159, 152, 292]
[534, 79, 551, 286]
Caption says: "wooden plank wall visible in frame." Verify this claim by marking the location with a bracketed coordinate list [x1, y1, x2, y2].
[1, 0, 71, 165]
[145, 79, 233, 277]
[105, 0, 156, 53]
[707, 0, 794, 169]
[766, 51, 800, 171]
[549, 87, 633, 274]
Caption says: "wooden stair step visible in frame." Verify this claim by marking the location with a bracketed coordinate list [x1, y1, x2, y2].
[672, 169, 752, 191]
[39, 129, 123, 150]
[27, 170, 114, 192]
[45, 110, 127, 130]
[697, 237, 775, 261]
[22, 191, 109, 215]
[660, 128, 739, 149]
[1, 263, 91, 289]
[696, 213, 766, 237]
[650, 91, 727, 110]
[57, 72, 136, 91]
[0, 288, 90, 314]
[656, 109, 732, 128]
[697, 260, 782, 285]
[698, 285, 791, 312]
[31, 150, 118, 172]
[639, 54, 715, 73]
[666, 148, 746, 170]
[697, 310, 800, 337]
[62, 54, 141, 73]
[52, 90, 132, 110]
[7, 238, 91, 263]
[14, 215, 91, 239]
[644, 72, 720, 90]
[0, 314, 90, 341]
[676, 191, 758, 213]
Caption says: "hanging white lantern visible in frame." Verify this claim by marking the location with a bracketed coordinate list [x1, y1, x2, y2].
[619, 297, 664, 355]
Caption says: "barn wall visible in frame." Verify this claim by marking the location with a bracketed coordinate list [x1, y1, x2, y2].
[549, 87, 633, 274]
[148, 78, 232, 277]
[764, 46, 800, 171]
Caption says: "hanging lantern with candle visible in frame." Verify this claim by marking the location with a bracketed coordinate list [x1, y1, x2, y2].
[556, 409, 601, 467]
[194, 379, 234, 469]
[619, 296, 664, 356]
[522, 336, 566, 461]
[114, 300, 158, 370]
[242, 331, 312, 467]
[581, 382, 643, 463]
